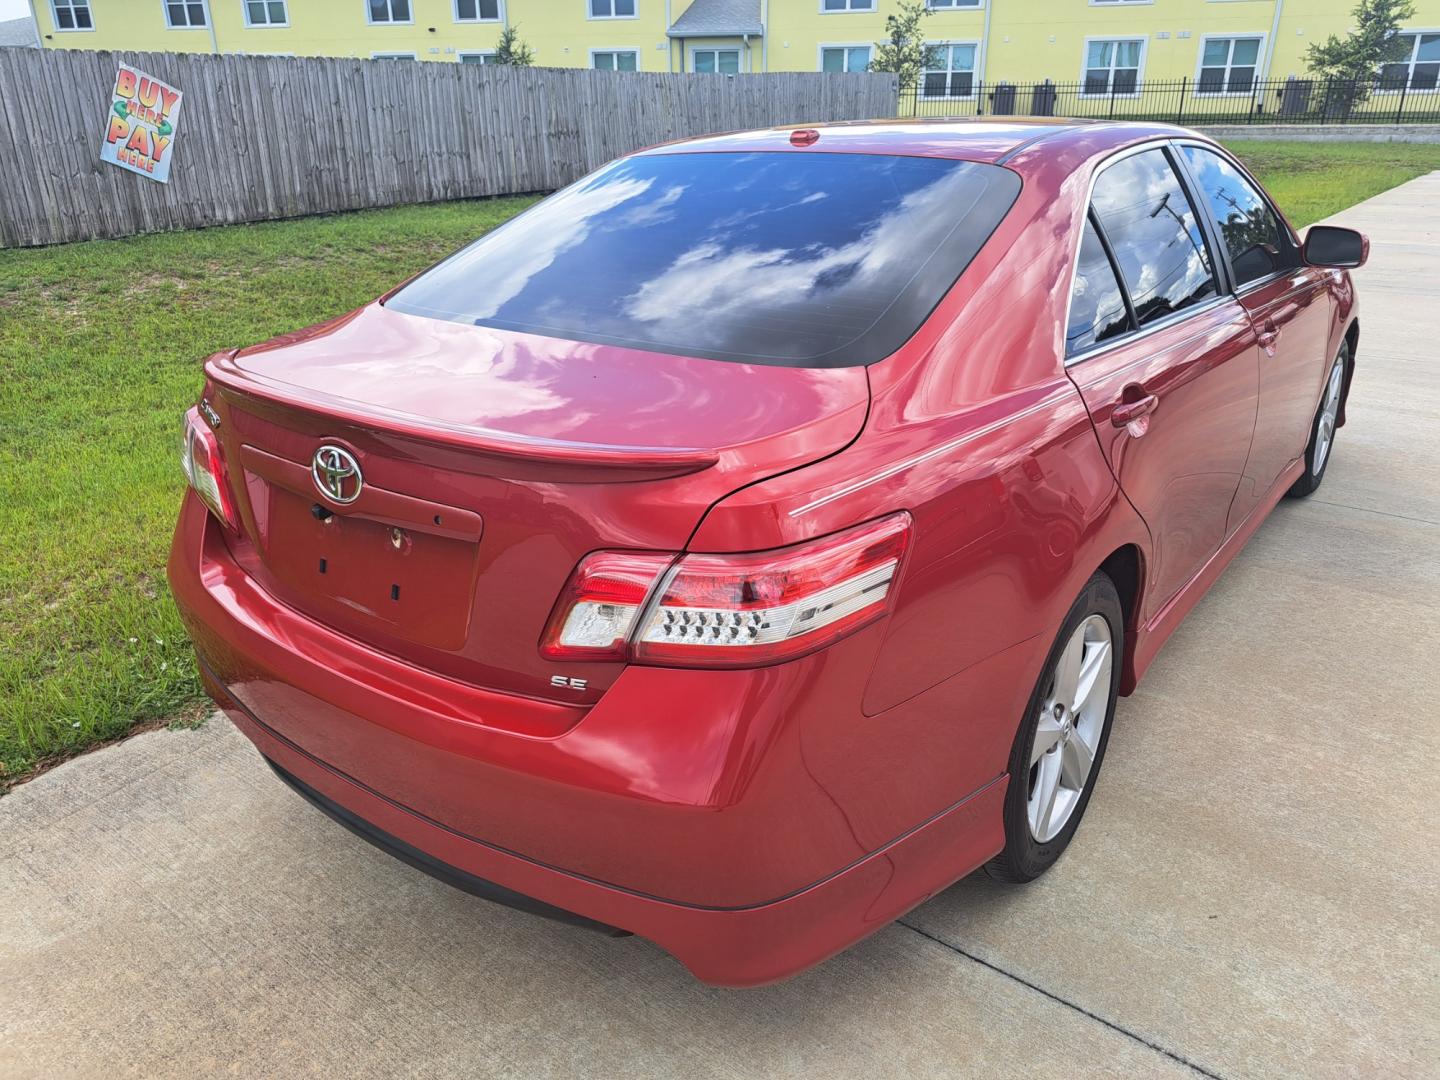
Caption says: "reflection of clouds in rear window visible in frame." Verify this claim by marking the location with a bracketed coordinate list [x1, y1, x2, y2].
[387, 152, 1020, 368]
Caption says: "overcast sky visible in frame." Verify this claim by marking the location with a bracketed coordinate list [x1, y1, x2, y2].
[2, 0, 33, 21]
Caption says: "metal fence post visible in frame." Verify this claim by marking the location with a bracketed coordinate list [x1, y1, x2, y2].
[1176, 76, 1186, 124]
[1397, 79, 1409, 125]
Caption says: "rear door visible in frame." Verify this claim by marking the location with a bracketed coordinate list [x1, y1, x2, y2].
[1175, 143, 1336, 530]
[1065, 144, 1260, 621]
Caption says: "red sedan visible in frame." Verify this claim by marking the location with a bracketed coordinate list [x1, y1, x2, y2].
[169, 119, 1366, 986]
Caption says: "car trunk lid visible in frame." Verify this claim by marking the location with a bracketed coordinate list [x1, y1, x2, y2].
[204, 302, 869, 707]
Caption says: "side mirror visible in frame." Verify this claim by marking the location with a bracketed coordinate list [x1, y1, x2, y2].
[1304, 225, 1369, 269]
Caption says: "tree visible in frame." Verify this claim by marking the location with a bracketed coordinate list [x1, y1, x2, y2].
[868, 0, 941, 94]
[1305, 0, 1415, 104]
[493, 24, 535, 67]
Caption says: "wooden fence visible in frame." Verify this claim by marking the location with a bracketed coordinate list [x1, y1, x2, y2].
[0, 49, 898, 248]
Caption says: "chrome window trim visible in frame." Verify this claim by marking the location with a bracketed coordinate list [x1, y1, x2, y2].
[1062, 138, 1228, 368]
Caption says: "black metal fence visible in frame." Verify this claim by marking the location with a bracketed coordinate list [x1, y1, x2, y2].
[902, 77, 1440, 125]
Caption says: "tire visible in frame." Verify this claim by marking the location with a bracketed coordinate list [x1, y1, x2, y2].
[985, 572, 1123, 884]
[1287, 340, 1350, 499]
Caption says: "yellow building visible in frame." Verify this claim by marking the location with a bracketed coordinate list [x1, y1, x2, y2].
[27, 0, 1440, 99]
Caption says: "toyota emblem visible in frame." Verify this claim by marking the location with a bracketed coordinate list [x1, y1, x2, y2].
[312, 445, 363, 504]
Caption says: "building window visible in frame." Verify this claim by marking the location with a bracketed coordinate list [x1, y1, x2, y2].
[165, 1, 208, 28]
[693, 48, 741, 74]
[593, 49, 639, 71]
[589, 0, 635, 18]
[927, 0, 981, 8]
[1379, 32, 1440, 90]
[372, 51, 416, 59]
[922, 42, 977, 98]
[822, 0, 875, 11]
[368, 0, 411, 24]
[454, 0, 500, 21]
[459, 51, 498, 64]
[244, 0, 287, 27]
[51, 0, 93, 29]
[821, 45, 871, 73]
[1083, 38, 1143, 95]
[1198, 36, 1262, 94]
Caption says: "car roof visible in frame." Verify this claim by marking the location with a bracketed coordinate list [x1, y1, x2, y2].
[635, 117, 1195, 166]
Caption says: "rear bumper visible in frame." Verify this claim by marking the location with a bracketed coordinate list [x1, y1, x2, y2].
[260, 751, 628, 937]
[169, 495, 1009, 985]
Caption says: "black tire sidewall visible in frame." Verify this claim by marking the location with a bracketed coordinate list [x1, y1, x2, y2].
[993, 572, 1124, 882]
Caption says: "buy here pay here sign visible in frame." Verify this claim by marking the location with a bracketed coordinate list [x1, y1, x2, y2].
[101, 65, 183, 183]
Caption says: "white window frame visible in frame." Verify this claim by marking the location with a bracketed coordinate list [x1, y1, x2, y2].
[242, 0, 289, 28]
[818, 43, 872, 74]
[458, 50, 498, 64]
[163, 0, 211, 29]
[1376, 29, 1440, 93]
[371, 51, 418, 59]
[587, 0, 637, 20]
[50, 0, 95, 31]
[366, 0, 414, 25]
[690, 46, 743, 74]
[1193, 33, 1266, 97]
[926, 0, 983, 9]
[819, 0, 876, 13]
[453, 0, 503, 22]
[590, 48, 640, 71]
[920, 39, 980, 99]
[1080, 36, 1146, 98]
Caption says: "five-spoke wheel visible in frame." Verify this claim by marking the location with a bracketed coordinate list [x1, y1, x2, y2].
[988, 572, 1123, 883]
[1027, 614, 1112, 843]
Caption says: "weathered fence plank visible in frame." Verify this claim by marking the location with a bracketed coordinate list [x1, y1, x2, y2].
[0, 50, 897, 248]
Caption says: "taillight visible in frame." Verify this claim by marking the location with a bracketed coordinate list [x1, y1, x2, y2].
[539, 551, 676, 661]
[180, 408, 238, 531]
[540, 513, 911, 668]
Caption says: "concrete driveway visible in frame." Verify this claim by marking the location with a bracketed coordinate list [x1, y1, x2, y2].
[3, 176, 1437, 1080]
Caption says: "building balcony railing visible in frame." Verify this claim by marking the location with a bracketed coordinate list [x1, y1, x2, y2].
[901, 76, 1440, 125]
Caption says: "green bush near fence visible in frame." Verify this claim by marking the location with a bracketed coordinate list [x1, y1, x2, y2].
[2, 140, 1437, 789]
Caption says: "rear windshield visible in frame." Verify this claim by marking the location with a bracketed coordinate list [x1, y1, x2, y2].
[385, 151, 1020, 368]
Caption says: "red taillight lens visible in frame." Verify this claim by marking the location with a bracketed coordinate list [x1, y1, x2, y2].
[180, 408, 237, 531]
[540, 513, 911, 668]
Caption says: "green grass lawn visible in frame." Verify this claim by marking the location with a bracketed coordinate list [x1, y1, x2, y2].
[1222, 140, 1440, 227]
[2, 139, 1437, 788]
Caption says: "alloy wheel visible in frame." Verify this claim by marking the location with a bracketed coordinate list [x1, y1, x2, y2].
[1313, 357, 1344, 476]
[1028, 614, 1113, 843]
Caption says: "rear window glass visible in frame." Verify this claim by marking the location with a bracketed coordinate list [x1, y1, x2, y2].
[386, 151, 1020, 368]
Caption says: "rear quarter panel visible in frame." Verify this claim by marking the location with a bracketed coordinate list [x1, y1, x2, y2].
[688, 139, 1153, 851]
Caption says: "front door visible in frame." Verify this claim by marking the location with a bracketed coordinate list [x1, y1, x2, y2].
[1065, 146, 1260, 621]
[1176, 144, 1336, 529]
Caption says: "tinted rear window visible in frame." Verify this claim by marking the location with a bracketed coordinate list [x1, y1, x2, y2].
[386, 152, 1020, 367]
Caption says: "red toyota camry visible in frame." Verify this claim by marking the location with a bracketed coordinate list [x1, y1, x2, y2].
[169, 119, 1366, 986]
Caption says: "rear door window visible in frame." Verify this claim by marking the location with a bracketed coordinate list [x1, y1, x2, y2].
[386, 151, 1021, 368]
[1179, 145, 1295, 288]
[1067, 217, 1133, 356]
[1089, 148, 1218, 328]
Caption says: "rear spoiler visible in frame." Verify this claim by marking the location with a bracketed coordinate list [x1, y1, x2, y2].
[205, 353, 719, 483]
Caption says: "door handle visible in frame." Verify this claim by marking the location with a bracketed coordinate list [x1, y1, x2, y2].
[1111, 393, 1159, 428]
[1257, 319, 1279, 353]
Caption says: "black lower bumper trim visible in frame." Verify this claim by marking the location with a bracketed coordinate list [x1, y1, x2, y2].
[264, 757, 630, 937]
